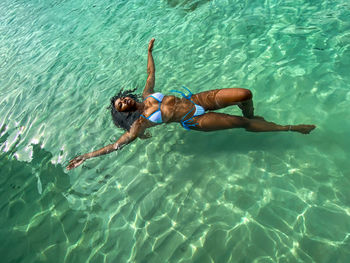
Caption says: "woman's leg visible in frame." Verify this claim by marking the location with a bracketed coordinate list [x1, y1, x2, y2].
[190, 113, 316, 134]
[191, 88, 254, 118]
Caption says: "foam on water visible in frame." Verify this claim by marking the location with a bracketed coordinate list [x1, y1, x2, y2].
[1, 0, 350, 262]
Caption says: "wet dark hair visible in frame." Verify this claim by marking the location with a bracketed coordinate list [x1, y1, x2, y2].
[109, 88, 141, 131]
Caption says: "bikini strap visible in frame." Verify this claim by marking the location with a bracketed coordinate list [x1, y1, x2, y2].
[143, 95, 151, 102]
[180, 107, 199, 130]
[171, 86, 200, 130]
[170, 86, 193, 100]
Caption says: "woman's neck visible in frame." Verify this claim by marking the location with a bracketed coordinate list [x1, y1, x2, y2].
[135, 101, 145, 112]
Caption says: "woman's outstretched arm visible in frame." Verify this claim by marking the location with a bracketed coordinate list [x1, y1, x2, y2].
[142, 38, 156, 99]
[66, 119, 147, 170]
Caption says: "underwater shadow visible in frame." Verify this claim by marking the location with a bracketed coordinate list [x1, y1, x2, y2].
[0, 142, 71, 217]
[174, 129, 308, 157]
[0, 130, 75, 262]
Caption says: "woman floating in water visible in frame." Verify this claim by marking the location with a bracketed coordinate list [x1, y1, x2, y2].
[67, 38, 315, 170]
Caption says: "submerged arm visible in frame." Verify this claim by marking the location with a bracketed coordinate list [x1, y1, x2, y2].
[142, 38, 156, 99]
[67, 119, 146, 170]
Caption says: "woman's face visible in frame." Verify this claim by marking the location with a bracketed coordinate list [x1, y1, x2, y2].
[114, 97, 136, 112]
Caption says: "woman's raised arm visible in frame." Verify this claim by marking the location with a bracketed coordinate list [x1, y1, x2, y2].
[142, 38, 156, 99]
[66, 119, 147, 170]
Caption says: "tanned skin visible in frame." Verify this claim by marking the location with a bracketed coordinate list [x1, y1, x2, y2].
[67, 38, 315, 170]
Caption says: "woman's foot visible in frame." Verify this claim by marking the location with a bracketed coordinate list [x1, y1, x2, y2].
[291, 124, 316, 134]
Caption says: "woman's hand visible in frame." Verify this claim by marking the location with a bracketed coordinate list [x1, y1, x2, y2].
[67, 155, 86, 170]
[148, 38, 155, 52]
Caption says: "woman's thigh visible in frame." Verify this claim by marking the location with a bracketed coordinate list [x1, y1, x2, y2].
[190, 112, 248, 132]
[191, 88, 252, 110]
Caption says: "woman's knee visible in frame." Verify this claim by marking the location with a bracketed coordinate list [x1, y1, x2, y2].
[241, 89, 253, 101]
[224, 88, 252, 102]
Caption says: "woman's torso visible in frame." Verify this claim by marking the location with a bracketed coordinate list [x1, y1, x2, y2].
[142, 94, 197, 124]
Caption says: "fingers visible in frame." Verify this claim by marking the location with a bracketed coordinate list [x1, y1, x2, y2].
[66, 163, 74, 170]
[66, 156, 84, 170]
[68, 157, 78, 165]
[66, 159, 78, 170]
[69, 155, 82, 162]
[66, 161, 81, 170]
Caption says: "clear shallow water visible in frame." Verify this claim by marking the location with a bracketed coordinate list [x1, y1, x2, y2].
[1, 0, 350, 262]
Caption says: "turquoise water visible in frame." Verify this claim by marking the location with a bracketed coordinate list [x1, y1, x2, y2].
[1, 0, 350, 262]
